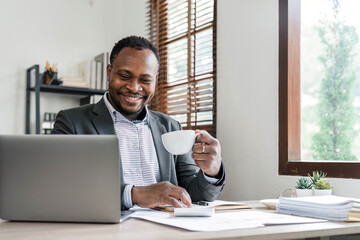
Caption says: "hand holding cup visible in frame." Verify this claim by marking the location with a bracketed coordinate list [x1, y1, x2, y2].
[161, 129, 222, 177]
[192, 130, 222, 177]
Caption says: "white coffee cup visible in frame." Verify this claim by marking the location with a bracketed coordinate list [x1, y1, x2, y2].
[161, 130, 199, 155]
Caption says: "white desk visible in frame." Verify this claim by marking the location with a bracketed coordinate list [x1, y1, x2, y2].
[1, 202, 360, 240]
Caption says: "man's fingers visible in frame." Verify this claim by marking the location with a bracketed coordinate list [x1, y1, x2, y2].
[195, 130, 216, 145]
[133, 182, 193, 208]
[193, 143, 212, 154]
[169, 186, 192, 208]
[192, 151, 216, 161]
[159, 183, 192, 208]
[168, 198, 184, 208]
[177, 186, 192, 203]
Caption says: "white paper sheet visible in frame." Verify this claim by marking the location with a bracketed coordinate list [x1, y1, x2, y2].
[131, 210, 326, 231]
[279, 195, 360, 208]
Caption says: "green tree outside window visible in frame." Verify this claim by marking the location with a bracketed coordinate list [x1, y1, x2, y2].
[311, 0, 358, 160]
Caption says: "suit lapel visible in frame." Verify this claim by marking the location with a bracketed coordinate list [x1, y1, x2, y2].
[92, 97, 123, 183]
[149, 113, 172, 182]
[92, 98, 115, 135]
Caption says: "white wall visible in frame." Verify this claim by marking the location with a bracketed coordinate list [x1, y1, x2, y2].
[216, 0, 360, 201]
[0, 0, 146, 134]
[102, 0, 147, 53]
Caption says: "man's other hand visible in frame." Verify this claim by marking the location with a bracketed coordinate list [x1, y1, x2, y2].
[192, 130, 222, 177]
[132, 181, 192, 208]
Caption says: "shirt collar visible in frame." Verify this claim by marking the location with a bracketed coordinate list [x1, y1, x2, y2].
[103, 92, 149, 125]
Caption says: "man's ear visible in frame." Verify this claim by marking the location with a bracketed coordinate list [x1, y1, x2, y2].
[106, 64, 112, 82]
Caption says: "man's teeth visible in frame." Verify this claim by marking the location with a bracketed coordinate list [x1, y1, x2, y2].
[125, 96, 140, 100]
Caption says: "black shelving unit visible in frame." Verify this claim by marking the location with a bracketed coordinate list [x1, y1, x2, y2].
[26, 65, 106, 134]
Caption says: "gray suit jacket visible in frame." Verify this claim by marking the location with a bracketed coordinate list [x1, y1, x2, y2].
[52, 98, 225, 209]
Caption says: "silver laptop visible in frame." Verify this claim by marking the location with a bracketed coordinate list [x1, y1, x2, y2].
[0, 135, 130, 223]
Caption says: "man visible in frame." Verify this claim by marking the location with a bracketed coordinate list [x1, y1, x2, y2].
[52, 36, 225, 209]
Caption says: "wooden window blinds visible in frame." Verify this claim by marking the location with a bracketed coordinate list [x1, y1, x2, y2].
[147, 0, 217, 137]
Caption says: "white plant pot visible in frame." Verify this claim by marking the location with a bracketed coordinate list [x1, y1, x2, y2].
[295, 189, 313, 197]
[313, 189, 332, 196]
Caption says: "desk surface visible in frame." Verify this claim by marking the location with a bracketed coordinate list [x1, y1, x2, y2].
[1, 202, 360, 240]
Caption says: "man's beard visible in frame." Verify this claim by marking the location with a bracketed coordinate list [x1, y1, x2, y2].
[110, 93, 145, 116]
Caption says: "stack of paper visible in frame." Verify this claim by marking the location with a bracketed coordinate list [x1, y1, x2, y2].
[153, 200, 251, 213]
[277, 195, 360, 222]
[348, 203, 360, 221]
[206, 200, 252, 212]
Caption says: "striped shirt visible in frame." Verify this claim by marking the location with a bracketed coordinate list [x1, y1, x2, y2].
[103, 92, 219, 208]
[103, 93, 160, 208]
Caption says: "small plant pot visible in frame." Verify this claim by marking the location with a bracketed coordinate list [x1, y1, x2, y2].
[313, 189, 332, 196]
[295, 189, 313, 197]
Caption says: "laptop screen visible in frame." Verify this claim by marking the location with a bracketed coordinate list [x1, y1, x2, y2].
[0, 135, 121, 223]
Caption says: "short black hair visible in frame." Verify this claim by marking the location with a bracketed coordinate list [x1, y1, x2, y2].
[109, 36, 160, 66]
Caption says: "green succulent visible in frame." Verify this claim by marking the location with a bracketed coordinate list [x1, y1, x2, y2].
[308, 170, 327, 185]
[314, 178, 333, 190]
[295, 177, 312, 189]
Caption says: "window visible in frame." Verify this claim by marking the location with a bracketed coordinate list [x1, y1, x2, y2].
[279, 0, 360, 178]
[147, 0, 217, 137]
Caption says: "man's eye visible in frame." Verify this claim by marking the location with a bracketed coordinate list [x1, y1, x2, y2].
[141, 79, 152, 84]
[119, 74, 130, 80]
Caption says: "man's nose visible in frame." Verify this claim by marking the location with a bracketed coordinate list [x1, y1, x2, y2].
[126, 79, 142, 92]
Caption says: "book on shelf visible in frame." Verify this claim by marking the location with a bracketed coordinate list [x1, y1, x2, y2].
[89, 52, 109, 91]
[59, 76, 88, 88]
[52, 52, 109, 90]
[277, 195, 360, 222]
[60, 76, 84, 82]
[60, 81, 88, 88]
[78, 60, 91, 88]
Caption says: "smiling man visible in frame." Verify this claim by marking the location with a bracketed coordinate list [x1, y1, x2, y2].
[107, 46, 157, 121]
[52, 36, 225, 210]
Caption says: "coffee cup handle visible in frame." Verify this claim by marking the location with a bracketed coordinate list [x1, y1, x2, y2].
[195, 132, 201, 141]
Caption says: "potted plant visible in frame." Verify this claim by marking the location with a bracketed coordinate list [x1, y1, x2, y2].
[308, 170, 327, 186]
[295, 177, 313, 197]
[313, 178, 333, 196]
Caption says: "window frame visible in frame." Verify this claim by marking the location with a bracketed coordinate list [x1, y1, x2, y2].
[279, 0, 360, 178]
[147, 0, 217, 137]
